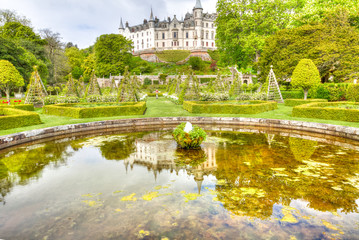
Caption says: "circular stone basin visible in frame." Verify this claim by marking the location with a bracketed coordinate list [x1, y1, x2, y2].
[1, 126, 359, 239]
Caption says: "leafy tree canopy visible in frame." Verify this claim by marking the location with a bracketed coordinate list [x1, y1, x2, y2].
[258, 11, 359, 83]
[94, 34, 133, 77]
[215, 0, 304, 68]
[0, 59, 24, 101]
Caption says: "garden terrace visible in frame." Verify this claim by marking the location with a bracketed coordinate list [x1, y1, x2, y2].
[284, 99, 328, 107]
[0, 108, 41, 130]
[43, 102, 146, 118]
[183, 100, 277, 114]
[293, 102, 359, 122]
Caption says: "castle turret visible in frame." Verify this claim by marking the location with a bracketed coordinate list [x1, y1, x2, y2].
[193, 0, 203, 48]
[119, 18, 124, 34]
[149, 8, 155, 28]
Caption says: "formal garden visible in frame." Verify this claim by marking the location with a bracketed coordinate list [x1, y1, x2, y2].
[2, 1, 359, 239]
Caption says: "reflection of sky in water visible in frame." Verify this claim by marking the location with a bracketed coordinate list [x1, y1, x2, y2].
[1, 130, 359, 239]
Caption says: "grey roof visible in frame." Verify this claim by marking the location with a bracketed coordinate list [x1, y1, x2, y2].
[120, 18, 124, 29]
[194, 0, 202, 9]
[150, 7, 154, 21]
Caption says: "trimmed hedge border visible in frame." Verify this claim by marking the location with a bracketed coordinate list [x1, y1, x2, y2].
[147, 93, 163, 97]
[293, 102, 359, 122]
[2, 117, 359, 150]
[0, 108, 41, 130]
[43, 102, 146, 118]
[0, 104, 35, 111]
[183, 100, 277, 114]
[284, 99, 328, 107]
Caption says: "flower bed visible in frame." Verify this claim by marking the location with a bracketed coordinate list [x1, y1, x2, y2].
[183, 100, 277, 114]
[284, 99, 328, 107]
[0, 108, 41, 130]
[43, 102, 146, 118]
[292, 102, 359, 122]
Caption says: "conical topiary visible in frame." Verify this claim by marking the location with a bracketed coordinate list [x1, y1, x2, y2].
[25, 66, 48, 105]
[77, 76, 86, 97]
[65, 73, 78, 97]
[85, 70, 101, 96]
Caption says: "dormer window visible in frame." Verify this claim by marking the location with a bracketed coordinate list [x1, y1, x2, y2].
[174, 24, 176, 28]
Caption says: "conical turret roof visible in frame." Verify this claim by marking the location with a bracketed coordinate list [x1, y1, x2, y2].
[194, 0, 203, 9]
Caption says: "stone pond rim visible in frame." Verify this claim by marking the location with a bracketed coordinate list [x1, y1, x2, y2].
[0, 117, 359, 150]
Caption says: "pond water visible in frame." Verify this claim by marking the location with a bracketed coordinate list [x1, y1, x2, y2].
[1, 126, 359, 239]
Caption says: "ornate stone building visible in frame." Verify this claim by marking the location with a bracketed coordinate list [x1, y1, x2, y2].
[119, 0, 217, 54]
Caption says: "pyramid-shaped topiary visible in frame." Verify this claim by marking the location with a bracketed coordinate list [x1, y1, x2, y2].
[85, 70, 101, 96]
[25, 66, 48, 105]
[65, 73, 79, 97]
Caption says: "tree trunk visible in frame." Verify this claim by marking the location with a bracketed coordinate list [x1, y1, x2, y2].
[304, 89, 308, 100]
[5, 87, 10, 105]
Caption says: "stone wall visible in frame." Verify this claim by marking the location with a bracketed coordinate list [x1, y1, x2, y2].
[1, 117, 359, 150]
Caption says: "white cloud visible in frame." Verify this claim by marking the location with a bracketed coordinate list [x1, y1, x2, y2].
[0, 0, 216, 48]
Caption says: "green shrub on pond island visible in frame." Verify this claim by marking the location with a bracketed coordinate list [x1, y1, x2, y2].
[172, 122, 207, 149]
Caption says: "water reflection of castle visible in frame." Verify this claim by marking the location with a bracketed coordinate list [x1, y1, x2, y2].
[123, 132, 217, 193]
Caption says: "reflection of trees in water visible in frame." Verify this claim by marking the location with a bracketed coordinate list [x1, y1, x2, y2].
[99, 136, 137, 161]
[213, 132, 359, 219]
[0, 141, 73, 204]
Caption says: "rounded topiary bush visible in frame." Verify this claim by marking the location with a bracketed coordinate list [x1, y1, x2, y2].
[291, 59, 321, 100]
[172, 122, 207, 149]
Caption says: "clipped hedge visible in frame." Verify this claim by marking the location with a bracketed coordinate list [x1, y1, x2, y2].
[183, 100, 277, 114]
[43, 102, 146, 118]
[281, 90, 304, 99]
[284, 99, 328, 107]
[147, 93, 163, 97]
[0, 108, 42, 130]
[0, 104, 35, 111]
[155, 50, 191, 63]
[292, 102, 359, 122]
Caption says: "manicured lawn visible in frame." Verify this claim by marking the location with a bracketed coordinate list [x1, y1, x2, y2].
[2, 97, 359, 136]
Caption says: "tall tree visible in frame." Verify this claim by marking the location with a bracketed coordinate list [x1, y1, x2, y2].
[65, 46, 84, 79]
[94, 34, 133, 77]
[0, 9, 31, 26]
[0, 60, 24, 103]
[258, 11, 359, 83]
[215, 0, 304, 69]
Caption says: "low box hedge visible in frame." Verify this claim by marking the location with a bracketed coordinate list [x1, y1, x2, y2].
[147, 93, 163, 97]
[0, 104, 35, 111]
[292, 102, 359, 122]
[281, 90, 304, 99]
[284, 99, 328, 107]
[0, 108, 42, 130]
[43, 102, 147, 118]
[183, 100, 277, 114]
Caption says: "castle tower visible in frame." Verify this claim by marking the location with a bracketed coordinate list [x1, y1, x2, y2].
[149, 7, 155, 28]
[193, 0, 203, 48]
[119, 18, 124, 34]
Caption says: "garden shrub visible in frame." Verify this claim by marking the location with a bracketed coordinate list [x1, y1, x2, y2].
[43, 102, 146, 118]
[155, 50, 191, 63]
[44, 96, 80, 105]
[207, 50, 220, 61]
[309, 83, 350, 101]
[200, 92, 229, 101]
[284, 99, 328, 107]
[188, 57, 204, 70]
[0, 108, 41, 130]
[143, 78, 152, 85]
[147, 93, 163, 97]
[292, 102, 359, 122]
[183, 100, 277, 114]
[346, 84, 359, 102]
[172, 122, 207, 149]
[281, 90, 304, 99]
[0, 104, 35, 111]
[236, 93, 268, 101]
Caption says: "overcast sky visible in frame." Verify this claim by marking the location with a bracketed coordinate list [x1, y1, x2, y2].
[1, 0, 217, 49]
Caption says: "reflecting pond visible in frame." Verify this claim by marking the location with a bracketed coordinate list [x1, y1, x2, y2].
[1, 127, 359, 239]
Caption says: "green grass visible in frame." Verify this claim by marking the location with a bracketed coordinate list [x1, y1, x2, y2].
[2, 97, 359, 136]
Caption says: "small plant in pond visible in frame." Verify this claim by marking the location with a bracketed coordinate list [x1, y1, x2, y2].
[172, 122, 207, 149]
[175, 148, 207, 167]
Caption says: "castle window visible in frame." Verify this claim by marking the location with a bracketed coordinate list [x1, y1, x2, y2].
[174, 24, 176, 28]
[206, 23, 208, 28]
[162, 42, 165, 47]
[186, 41, 188, 46]
[211, 31, 214, 39]
[206, 32, 208, 39]
[173, 32, 177, 38]
[156, 33, 158, 39]
[195, 12, 197, 17]
[212, 24, 214, 28]
[206, 42, 208, 46]
[212, 42, 214, 47]
[162, 33, 165, 39]
[186, 32, 188, 38]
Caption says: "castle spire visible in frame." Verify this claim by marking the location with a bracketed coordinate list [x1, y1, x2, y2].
[149, 7, 154, 21]
[194, 0, 203, 9]
[119, 18, 124, 29]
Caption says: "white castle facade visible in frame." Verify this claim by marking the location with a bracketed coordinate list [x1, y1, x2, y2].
[119, 0, 217, 54]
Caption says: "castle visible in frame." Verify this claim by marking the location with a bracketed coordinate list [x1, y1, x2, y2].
[119, 0, 217, 54]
